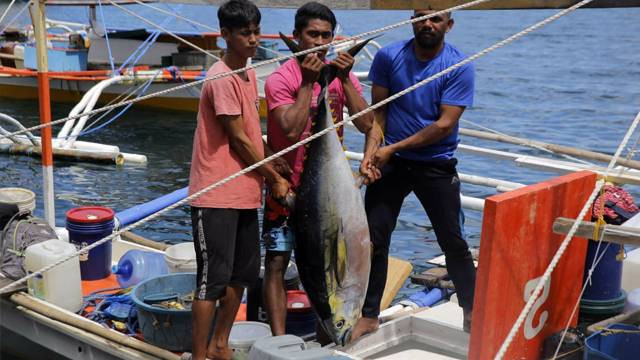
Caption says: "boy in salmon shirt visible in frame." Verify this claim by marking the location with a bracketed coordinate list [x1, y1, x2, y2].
[187, 1, 289, 359]
[261, 1, 377, 339]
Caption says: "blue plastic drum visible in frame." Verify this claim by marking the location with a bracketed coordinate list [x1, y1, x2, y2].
[66, 206, 115, 280]
[582, 240, 623, 301]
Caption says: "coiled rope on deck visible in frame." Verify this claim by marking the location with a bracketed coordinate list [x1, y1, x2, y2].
[0, 0, 598, 296]
[0, 0, 493, 142]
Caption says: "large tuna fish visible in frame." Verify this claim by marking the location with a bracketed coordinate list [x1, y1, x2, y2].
[279, 33, 374, 346]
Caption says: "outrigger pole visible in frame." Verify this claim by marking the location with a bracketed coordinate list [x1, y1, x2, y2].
[29, 0, 56, 227]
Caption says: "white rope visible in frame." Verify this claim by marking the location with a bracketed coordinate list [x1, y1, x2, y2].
[551, 237, 612, 359]
[460, 118, 596, 166]
[107, 0, 220, 61]
[0, 0, 492, 141]
[0, 0, 18, 29]
[130, 0, 283, 58]
[495, 107, 640, 360]
[0, 0, 589, 297]
[0, 0, 30, 35]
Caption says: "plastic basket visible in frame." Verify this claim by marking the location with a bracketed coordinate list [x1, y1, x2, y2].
[584, 323, 640, 360]
[131, 273, 195, 351]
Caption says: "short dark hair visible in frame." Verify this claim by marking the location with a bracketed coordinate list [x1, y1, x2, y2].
[294, 2, 337, 32]
[218, 0, 261, 31]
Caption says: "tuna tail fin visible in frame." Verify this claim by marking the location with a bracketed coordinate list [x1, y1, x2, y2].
[278, 32, 306, 63]
[318, 35, 382, 89]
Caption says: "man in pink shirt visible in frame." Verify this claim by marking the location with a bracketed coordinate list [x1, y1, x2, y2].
[187, 1, 289, 359]
[261, 1, 377, 339]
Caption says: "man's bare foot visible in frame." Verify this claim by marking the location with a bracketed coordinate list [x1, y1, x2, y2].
[206, 346, 232, 360]
[350, 317, 379, 341]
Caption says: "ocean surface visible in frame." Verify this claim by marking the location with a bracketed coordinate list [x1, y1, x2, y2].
[1, 4, 640, 302]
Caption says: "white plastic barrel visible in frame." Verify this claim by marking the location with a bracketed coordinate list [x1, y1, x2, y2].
[621, 248, 640, 292]
[24, 239, 83, 312]
[164, 242, 197, 273]
[0, 187, 36, 213]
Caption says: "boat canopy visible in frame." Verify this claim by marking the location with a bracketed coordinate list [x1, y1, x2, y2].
[46, 0, 639, 10]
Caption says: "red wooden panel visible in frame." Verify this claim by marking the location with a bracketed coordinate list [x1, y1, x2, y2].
[469, 171, 596, 359]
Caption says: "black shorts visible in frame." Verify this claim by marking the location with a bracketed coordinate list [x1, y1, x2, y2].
[191, 207, 260, 301]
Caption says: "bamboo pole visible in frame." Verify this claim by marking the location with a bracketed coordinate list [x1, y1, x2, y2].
[552, 217, 640, 246]
[0, 143, 125, 164]
[121, 231, 169, 251]
[30, 0, 56, 227]
[9, 292, 180, 360]
[459, 127, 640, 170]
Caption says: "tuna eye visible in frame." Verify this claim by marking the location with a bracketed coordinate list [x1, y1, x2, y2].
[335, 320, 345, 329]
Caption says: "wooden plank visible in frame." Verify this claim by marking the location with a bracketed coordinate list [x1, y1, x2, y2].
[469, 171, 596, 360]
[0, 276, 27, 296]
[553, 217, 640, 246]
[380, 257, 413, 311]
[152, 0, 640, 9]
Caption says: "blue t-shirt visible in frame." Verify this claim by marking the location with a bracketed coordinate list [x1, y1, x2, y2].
[368, 40, 474, 162]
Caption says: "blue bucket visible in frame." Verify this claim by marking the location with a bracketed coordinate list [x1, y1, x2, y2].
[584, 323, 640, 360]
[131, 273, 195, 351]
[582, 240, 623, 301]
[66, 206, 115, 280]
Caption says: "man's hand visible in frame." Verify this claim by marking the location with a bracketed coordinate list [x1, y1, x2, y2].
[301, 53, 325, 85]
[270, 177, 290, 202]
[272, 157, 293, 177]
[359, 155, 381, 185]
[371, 146, 394, 170]
[331, 52, 355, 81]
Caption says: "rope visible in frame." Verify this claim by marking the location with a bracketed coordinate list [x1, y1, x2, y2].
[495, 107, 640, 360]
[0, 0, 592, 296]
[460, 118, 596, 166]
[116, 3, 183, 73]
[0, 0, 492, 141]
[130, 0, 284, 58]
[551, 237, 612, 359]
[97, 0, 116, 75]
[73, 73, 158, 137]
[0, 0, 30, 34]
[107, 0, 220, 62]
[0, 0, 18, 30]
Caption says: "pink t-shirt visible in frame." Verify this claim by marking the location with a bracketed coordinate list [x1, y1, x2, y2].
[265, 58, 363, 187]
[188, 61, 264, 209]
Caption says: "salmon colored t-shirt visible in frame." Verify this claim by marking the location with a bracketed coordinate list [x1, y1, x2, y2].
[188, 61, 263, 209]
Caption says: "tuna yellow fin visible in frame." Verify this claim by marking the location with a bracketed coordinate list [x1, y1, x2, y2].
[334, 220, 347, 287]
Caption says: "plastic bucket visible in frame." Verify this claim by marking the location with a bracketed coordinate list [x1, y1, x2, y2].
[66, 206, 115, 280]
[229, 321, 271, 360]
[285, 290, 316, 337]
[0, 187, 36, 213]
[583, 240, 623, 301]
[164, 242, 197, 273]
[584, 323, 640, 360]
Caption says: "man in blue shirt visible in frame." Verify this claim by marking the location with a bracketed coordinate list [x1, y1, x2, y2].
[353, 9, 476, 339]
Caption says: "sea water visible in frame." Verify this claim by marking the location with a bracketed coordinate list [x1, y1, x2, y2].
[1, 4, 639, 300]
